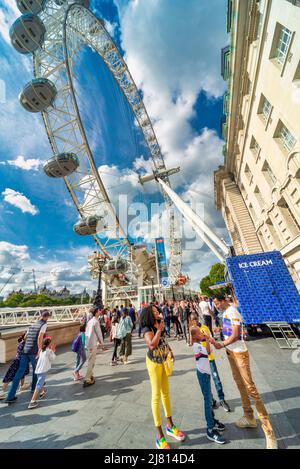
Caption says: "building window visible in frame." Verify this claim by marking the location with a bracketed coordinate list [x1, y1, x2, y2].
[250, 136, 261, 155]
[276, 26, 292, 64]
[262, 97, 272, 120]
[280, 124, 296, 151]
[278, 197, 300, 237]
[244, 164, 253, 183]
[269, 23, 293, 67]
[262, 160, 277, 186]
[254, 186, 264, 208]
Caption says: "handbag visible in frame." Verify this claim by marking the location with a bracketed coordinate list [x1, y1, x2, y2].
[158, 347, 173, 377]
[164, 352, 173, 377]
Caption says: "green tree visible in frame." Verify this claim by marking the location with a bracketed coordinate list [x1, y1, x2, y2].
[199, 263, 228, 296]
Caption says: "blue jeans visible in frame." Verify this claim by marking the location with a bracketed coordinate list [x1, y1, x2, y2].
[7, 353, 37, 401]
[164, 318, 171, 335]
[36, 373, 47, 392]
[196, 370, 215, 431]
[210, 359, 225, 401]
[74, 349, 87, 373]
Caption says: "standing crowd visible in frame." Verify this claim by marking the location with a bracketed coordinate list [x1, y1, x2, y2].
[0, 295, 278, 449]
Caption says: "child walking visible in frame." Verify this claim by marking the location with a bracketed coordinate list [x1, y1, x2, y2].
[0, 333, 29, 400]
[28, 337, 56, 409]
[190, 327, 226, 445]
[72, 324, 86, 381]
[110, 316, 121, 366]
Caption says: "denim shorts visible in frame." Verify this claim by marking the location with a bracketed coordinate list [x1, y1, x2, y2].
[36, 372, 47, 391]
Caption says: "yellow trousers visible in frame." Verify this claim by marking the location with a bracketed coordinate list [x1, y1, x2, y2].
[146, 356, 172, 427]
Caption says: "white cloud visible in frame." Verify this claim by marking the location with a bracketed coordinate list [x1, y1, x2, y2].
[5, 155, 42, 171]
[0, 241, 29, 265]
[2, 188, 39, 215]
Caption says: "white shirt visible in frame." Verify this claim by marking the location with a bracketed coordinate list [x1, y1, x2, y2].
[193, 342, 211, 375]
[199, 301, 211, 317]
[35, 349, 55, 374]
[223, 305, 247, 353]
[85, 316, 103, 349]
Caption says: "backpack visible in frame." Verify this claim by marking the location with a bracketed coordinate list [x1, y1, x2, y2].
[71, 334, 82, 353]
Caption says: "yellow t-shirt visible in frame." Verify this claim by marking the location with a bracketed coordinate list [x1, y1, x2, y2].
[199, 325, 215, 361]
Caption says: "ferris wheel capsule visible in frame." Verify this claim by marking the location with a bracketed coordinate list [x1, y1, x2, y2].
[103, 258, 129, 275]
[9, 14, 46, 54]
[74, 216, 107, 236]
[19, 78, 57, 112]
[43, 153, 79, 178]
[17, 0, 45, 15]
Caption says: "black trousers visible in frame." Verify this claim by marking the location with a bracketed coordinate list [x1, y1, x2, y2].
[112, 338, 121, 361]
[173, 317, 183, 335]
[203, 315, 213, 335]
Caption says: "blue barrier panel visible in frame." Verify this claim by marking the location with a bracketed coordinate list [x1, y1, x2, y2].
[226, 251, 300, 324]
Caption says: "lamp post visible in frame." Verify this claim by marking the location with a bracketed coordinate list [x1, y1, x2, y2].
[88, 252, 107, 309]
[150, 275, 155, 303]
[171, 284, 176, 302]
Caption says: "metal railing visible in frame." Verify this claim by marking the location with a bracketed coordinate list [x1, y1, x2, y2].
[0, 304, 92, 328]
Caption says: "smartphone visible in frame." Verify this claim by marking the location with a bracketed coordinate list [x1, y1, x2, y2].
[156, 319, 162, 324]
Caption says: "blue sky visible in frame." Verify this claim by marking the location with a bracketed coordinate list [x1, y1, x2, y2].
[0, 0, 228, 294]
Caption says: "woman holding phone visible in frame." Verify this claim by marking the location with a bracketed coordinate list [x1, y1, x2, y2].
[140, 304, 186, 449]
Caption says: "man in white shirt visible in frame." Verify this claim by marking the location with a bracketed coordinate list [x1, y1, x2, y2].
[212, 294, 277, 449]
[199, 296, 214, 335]
[83, 308, 104, 387]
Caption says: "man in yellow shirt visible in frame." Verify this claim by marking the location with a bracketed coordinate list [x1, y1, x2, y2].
[190, 314, 231, 413]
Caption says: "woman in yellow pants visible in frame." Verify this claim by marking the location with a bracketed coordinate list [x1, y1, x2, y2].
[140, 304, 186, 449]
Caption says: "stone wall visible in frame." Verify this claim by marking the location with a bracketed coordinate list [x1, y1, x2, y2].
[0, 321, 80, 364]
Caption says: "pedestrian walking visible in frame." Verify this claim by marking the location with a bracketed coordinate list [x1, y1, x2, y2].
[128, 304, 136, 332]
[0, 334, 29, 400]
[118, 309, 133, 364]
[140, 304, 186, 449]
[212, 294, 278, 449]
[190, 327, 226, 445]
[162, 303, 171, 337]
[28, 336, 56, 409]
[199, 296, 214, 335]
[83, 307, 104, 388]
[5, 310, 51, 405]
[72, 324, 86, 381]
[110, 316, 121, 366]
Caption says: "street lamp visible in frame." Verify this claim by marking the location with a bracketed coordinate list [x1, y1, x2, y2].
[88, 252, 107, 309]
[150, 275, 155, 303]
[171, 284, 176, 301]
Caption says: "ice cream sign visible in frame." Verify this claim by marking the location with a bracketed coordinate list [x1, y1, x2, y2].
[238, 259, 273, 269]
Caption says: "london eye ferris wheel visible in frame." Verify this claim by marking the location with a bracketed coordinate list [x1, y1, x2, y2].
[9, 0, 184, 295]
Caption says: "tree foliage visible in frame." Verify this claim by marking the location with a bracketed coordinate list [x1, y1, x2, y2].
[0, 293, 90, 308]
[199, 263, 227, 297]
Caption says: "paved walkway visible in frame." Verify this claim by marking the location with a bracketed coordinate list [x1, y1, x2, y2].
[0, 334, 299, 449]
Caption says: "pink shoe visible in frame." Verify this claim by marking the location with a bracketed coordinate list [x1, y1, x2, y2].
[73, 372, 81, 381]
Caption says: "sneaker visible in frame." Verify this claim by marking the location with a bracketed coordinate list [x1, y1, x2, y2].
[235, 416, 257, 428]
[28, 400, 38, 409]
[213, 420, 225, 432]
[166, 424, 186, 442]
[206, 429, 226, 445]
[155, 436, 170, 450]
[219, 400, 231, 412]
[212, 398, 219, 409]
[5, 396, 18, 405]
[266, 433, 278, 449]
